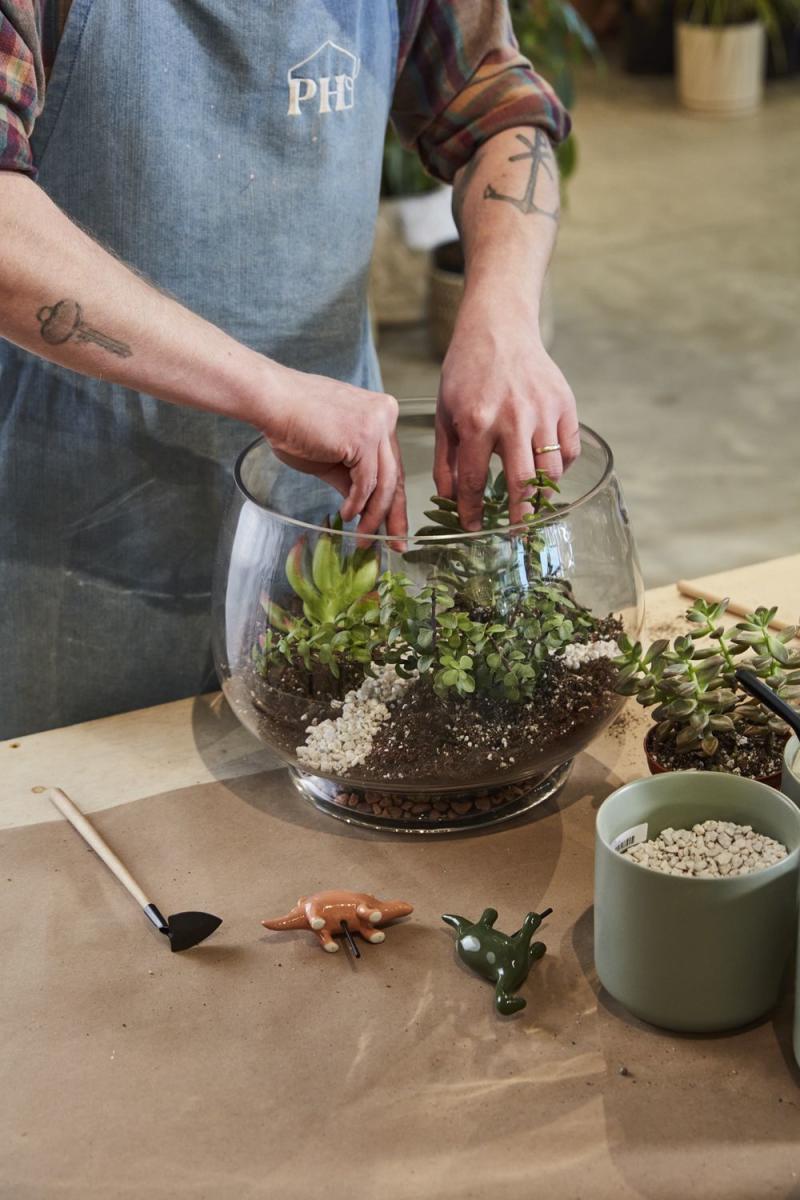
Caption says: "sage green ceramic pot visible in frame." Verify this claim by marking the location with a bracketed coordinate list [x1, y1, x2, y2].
[782, 737, 800, 1069]
[595, 771, 800, 1032]
[781, 735, 800, 807]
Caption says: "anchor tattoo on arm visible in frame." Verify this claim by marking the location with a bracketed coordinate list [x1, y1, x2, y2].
[484, 130, 560, 221]
[36, 299, 132, 358]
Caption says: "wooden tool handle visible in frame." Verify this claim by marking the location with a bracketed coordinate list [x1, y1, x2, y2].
[48, 788, 150, 909]
[676, 582, 795, 633]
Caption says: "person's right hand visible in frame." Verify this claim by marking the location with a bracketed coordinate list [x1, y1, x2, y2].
[261, 365, 407, 539]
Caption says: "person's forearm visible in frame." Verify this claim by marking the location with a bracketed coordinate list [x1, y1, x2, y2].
[436, 127, 576, 530]
[0, 173, 271, 422]
[0, 173, 407, 536]
[451, 126, 560, 321]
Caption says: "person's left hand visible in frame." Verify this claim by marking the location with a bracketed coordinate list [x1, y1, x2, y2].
[435, 294, 580, 531]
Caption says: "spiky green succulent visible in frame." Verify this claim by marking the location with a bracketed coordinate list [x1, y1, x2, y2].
[408, 469, 562, 610]
[284, 533, 379, 624]
[253, 470, 603, 703]
[254, 519, 381, 687]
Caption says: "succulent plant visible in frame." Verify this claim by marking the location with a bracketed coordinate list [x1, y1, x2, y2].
[253, 519, 382, 688]
[414, 468, 558, 537]
[616, 598, 800, 756]
[254, 471, 604, 704]
[409, 469, 562, 611]
[278, 516, 379, 625]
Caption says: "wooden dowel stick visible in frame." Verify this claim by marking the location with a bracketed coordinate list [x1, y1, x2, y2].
[48, 788, 150, 909]
[676, 582, 797, 634]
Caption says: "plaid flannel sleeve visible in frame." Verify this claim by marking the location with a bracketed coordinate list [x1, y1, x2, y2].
[0, 1, 44, 175]
[392, 0, 571, 184]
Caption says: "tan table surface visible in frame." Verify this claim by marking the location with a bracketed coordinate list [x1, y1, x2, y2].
[2, 559, 799, 1200]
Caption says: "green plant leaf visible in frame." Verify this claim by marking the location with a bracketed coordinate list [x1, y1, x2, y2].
[423, 509, 463, 530]
[643, 639, 670, 665]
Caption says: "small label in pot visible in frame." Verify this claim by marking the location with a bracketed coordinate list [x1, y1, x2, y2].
[612, 823, 648, 853]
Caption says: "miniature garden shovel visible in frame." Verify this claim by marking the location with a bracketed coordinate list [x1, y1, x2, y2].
[48, 789, 222, 952]
[735, 670, 800, 739]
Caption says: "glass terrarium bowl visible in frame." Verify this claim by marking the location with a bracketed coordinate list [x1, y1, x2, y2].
[212, 418, 644, 833]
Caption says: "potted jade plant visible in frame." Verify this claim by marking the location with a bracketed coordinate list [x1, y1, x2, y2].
[675, 0, 800, 114]
[616, 598, 800, 784]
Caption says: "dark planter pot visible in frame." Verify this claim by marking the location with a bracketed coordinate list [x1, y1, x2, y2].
[621, 0, 676, 75]
[766, 21, 800, 78]
[644, 726, 783, 790]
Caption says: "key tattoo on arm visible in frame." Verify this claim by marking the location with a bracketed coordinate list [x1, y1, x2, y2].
[36, 299, 133, 358]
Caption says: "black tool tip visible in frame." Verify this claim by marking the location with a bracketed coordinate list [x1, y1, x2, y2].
[167, 911, 223, 952]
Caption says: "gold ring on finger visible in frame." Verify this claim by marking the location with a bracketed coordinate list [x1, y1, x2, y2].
[534, 443, 561, 455]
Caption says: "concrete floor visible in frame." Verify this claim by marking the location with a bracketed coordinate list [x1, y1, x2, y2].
[378, 69, 800, 589]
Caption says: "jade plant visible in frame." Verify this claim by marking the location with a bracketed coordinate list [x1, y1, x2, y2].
[253, 471, 605, 704]
[616, 598, 800, 758]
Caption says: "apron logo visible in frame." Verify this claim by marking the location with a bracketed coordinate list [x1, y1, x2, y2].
[287, 40, 360, 117]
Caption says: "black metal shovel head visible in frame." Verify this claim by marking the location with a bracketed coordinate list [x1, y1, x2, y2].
[166, 911, 223, 952]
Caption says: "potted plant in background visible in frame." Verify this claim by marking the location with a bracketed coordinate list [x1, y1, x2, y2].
[370, 126, 457, 327]
[675, 0, 800, 114]
[427, 0, 600, 358]
[621, 0, 677, 73]
[616, 597, 800, 784]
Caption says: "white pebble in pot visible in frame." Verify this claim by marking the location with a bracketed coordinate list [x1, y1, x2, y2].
[621, 820, 788, 878]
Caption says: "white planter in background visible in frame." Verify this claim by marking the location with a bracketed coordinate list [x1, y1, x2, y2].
[370, 188, 458, 326]
[676, 20, 766, 115]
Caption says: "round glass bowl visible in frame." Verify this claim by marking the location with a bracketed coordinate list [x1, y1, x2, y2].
[212, 418, 644, 832]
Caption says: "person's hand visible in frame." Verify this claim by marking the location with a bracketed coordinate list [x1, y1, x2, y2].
[261, 365, 407, 539]
[435, 297, 579, 531]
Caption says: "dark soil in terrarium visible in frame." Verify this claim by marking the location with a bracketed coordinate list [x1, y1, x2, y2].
[647, 729, 786, 780]
[233, 667, 332, 759]
[358, 658, 619, 784]
[232, 653, 622, 790]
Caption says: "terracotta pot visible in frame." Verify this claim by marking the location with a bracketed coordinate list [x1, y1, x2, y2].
[428, 241, 555, 359]
[676, 20, 765, 115]
[644, 726, 783, 789]
[369, 197, 431, 326]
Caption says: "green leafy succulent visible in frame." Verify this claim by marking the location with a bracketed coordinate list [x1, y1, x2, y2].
[254, 519, 381, 689]
[281, 517, 379, 625]
[616, 598, 800, 756]
[253, 471, 605, 705]
[408, 469, 562, 611]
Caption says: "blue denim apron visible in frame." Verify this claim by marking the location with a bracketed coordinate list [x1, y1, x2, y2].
[0, 0, 397, 737]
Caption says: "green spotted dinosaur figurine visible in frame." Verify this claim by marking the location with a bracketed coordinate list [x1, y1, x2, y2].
[442, 906, 552, 1015]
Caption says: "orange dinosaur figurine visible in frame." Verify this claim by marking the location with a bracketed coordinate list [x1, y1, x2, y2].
[262, 890, 413, 953]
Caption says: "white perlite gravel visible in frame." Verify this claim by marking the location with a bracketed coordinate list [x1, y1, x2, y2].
[559, 638, 619, 671]
[296, 666, 412, 775]
[622, 820, 788, 878]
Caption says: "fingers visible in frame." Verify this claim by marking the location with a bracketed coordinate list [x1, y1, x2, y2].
[433, 408, 457, 500]
[356, 436, 398, 537]
[499, 437, 537, 527]
[532, 427, 564, 483]
[455, 435, 493, 532]
[340, 449, 379, 524]
[385, 432, 408, 548]
[557, 413, 581, 470]
[271, 449, 352, 498]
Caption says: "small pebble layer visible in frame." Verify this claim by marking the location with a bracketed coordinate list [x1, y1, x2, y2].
[296, 666, 411, 775]
[559, 639, 619, 671]
[622, 820, 788, 878]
